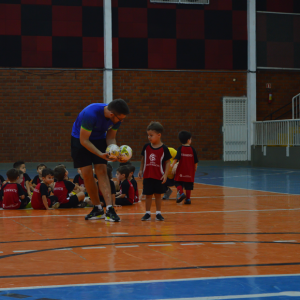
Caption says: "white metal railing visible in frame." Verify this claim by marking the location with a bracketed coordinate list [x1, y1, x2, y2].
[254, 119, 300, 156]
[292, 93, 300, 119]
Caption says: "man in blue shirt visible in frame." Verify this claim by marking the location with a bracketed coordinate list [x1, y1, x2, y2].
[71, 99, 130, 221]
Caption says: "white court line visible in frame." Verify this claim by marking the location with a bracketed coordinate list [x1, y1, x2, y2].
[181, 243, 204, 246]
[212, 242, 236, 245]
[13, 250, 35, 253]
[81, 247, 106, 250]
[148, 244, 172, 247]
[115, 245, 139, 248]
[156, 291, 300, 299]
[0, 251, 3, 253]
[1, 207, 300, 219]
[0, 273, 299, 291]
[274, 240, 297, 243]
[53, 248, 72, 251]
[111, 232, 128, 234]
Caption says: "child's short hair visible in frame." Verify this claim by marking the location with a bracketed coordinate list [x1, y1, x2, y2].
[120, 161, 132, 167]
[147, 121, 164, 134]
[107, 164, 113, 179]
[127, 165, 135, 174]
[54, 166, 66, 181]
[42, 168, 54, 178]
[13, 160, 25, 169]
[178, 131, 192, 144]
[37, 163, 47, 170]
[7, 169, 20, 181]
[117, 166, 130, 179]
[56, 163, 66, 169]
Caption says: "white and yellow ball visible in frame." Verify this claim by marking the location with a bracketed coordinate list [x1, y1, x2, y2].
[119, 145, 133, 162]
[106, 144, 120, 159]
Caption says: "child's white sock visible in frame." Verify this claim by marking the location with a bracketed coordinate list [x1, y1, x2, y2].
[146, 211, 151, 215]
[156, 211, 161, 215]
[96, 204, 102, 210]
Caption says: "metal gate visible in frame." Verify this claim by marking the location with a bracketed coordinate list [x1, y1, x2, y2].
[223, 97, 248, 161]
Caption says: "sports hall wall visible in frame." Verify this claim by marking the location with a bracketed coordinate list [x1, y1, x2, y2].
[1, 0, 248, 163]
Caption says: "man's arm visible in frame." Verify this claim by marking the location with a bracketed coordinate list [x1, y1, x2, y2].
[80, 128, 112, 161]
[106, 128, 117, 146]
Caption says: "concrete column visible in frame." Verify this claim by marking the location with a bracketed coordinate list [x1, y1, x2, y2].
[103, 0, 113, 104]
[247, 0, 257, 160]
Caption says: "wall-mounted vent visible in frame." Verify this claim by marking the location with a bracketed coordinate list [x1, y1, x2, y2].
[150, 0, 209, 4]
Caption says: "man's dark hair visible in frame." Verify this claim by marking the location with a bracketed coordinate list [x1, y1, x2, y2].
[178, 131, 192, 144]
[7, 169, 20, 181]
[117, 166, 130, 179]
[147, 121, 164, 134]
[127, 165, 135, 174]
[37, 163, 47, 170]
[42, 168, 54, 178]
[13, 160, 25, 169]
[108, 99, 130, 116]
[54, 166, 66, 181]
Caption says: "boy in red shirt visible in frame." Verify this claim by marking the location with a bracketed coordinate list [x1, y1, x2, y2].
[0, 169, 30, 209]
[31, 168, 60, 210]
[53, 166, 89, 209]
[115, 166, 134, 206]
[31, 164, 47, 191]
[138, 122, 171, 221]
[171, 131, 198, 205]
[13, 161, 31, 198]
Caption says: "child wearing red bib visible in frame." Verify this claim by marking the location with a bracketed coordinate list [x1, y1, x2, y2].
[172, 131, 198, 205]
[138, 122, 171, 221]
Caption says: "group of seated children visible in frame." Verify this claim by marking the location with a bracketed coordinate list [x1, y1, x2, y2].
[0, 160, 139, 210]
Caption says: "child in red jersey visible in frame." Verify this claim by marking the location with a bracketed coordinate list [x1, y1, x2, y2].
[0, 169, 30, 209]
[73, 168, 86, 189]
[138, 122, 171, 221]
[31, 168, 60, 210]
[128, 165, 139, 203]
[13, 161, 31, 198]
[115, 166, 134, 206]
[171, 131, 198, 205]
[53, 166, 89, 208]
[31, 164, 47, 191]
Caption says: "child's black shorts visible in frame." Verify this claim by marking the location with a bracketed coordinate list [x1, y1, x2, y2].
[59, 195, 79, 208]
[175, 181, 194, 190]
[143, 178, 167, 195]
[71, 136, 107, 168]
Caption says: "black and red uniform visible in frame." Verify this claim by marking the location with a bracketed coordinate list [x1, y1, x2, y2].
[20, 173, 31, 196]
[116, 179, 134, 206]
[98, 180, 116, 207]
[73, 174, 85, 187]
[32, 175, 42, 186]
[131, 178, 139, 203]
[53, 180, 79, 208]
[141, 143, 172, 195]
[0, 182, 29, 209]
[31, 183, 58, 210]
[174, 145, 198, 190]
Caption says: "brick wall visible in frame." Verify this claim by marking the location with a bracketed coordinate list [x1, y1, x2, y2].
[257, 70, 300, 120]
[0, 69, 247, 163]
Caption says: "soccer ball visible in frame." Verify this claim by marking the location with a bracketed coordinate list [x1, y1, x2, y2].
[119, 145, 133, 162]
[106, 144, 120, 159]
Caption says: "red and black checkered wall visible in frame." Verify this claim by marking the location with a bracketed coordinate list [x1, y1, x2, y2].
[0, 0, 247, 69]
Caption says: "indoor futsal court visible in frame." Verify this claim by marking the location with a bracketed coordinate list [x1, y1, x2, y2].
[0, 166, 300, 299]
[1, 0, 300, 299]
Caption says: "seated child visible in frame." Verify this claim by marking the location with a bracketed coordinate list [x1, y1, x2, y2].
[127, 165, 139, 203]
[31, 164, 47, 191]
[73, 168, 85, 188]
[115, 166, 134, 206]
[0, 174, 5, 188]
[31, 168, 60, 210]
[0, 169, 30, 209]
[98, 164, 116, 207]
[13, 161, 31, 198]
[53, 166, 89, 208]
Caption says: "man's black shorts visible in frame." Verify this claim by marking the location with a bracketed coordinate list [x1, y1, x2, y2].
[71, 136, 107, 168]
[175, 181, 194, 190]
[143, 178, 167, 195]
